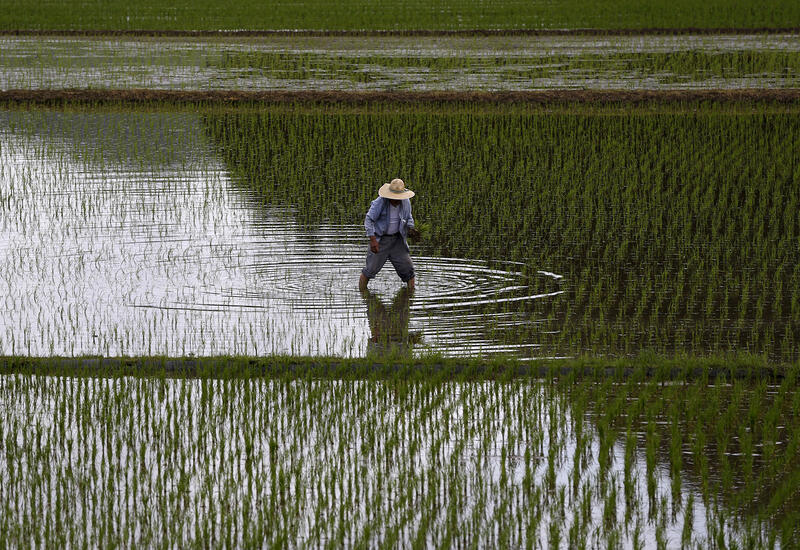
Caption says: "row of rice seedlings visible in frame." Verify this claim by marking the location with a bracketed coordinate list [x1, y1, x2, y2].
[0, 369, 783, 547]
[4, 35, 800, 91]
[558, 365, 800, 545]
[203, 105, 800, 361]
[206, 49, 800, 87]
[2, 0, 800, 31]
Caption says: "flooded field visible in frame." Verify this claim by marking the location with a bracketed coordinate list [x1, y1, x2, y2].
[0, 109, 563, 358]
[2, 34, 800, 91]
[1, 373, 790, 548]
[1, 104, 798, 361]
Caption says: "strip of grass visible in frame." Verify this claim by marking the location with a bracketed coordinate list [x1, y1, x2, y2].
[205, 49, 800, 84]
[3, 91, 800, 113]
[0, 353, 792, 381]
[3, 0, 800, 32]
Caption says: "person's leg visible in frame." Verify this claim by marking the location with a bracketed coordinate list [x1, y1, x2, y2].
[360, 236, 389, 289]
[387, 236, 415, 290]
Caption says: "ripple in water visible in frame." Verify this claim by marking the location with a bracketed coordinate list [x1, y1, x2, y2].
[208, 225, 565, 357]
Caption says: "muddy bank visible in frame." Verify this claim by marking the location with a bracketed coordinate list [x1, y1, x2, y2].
[3, 89, 800, 106]
[1, 27, 799, 37]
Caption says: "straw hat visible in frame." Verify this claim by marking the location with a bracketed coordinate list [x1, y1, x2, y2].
[378, 178, 415, 200]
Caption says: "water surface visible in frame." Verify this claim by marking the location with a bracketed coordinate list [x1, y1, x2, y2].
[0, 109, 562, 357]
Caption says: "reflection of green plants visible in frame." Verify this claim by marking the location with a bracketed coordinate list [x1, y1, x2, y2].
[2, 358, 797, 547]
[558, 360, 800, 546]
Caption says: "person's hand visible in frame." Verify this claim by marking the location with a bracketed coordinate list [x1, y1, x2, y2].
[370, 236, 379, 253]
[407, 227, 421, 241]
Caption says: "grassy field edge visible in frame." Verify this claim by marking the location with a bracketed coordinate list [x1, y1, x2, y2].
[3, 28, 800, 37]
[3, 89, 800, 113]
[1, 353, 794, 381]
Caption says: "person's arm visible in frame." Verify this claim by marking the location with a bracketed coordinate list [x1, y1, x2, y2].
[365, 198, 382, 253]
[404, 199, 420, 241]
[364, 211, 374, 236]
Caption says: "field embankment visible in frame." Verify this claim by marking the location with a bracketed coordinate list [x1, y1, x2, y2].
[3, 89, 800, 105]
[3, 28, 800, 37]
[0, 353, 792, 381]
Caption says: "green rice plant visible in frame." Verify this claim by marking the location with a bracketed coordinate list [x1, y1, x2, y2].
[0, 361, 756, 547]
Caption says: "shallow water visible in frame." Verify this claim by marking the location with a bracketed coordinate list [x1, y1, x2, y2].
[0, 109, 563, 357]
[1, 34, 799, 91]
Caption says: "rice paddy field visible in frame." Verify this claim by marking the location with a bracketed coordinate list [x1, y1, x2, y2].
[1, 98, 798, 548]
[1, 102, 798, 362]
[2, 4, 800, 549]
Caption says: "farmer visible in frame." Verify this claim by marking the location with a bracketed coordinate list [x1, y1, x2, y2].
[359, 178, 419, 291]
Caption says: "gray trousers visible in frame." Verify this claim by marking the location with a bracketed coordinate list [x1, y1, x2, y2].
[362, 234, 415, 282]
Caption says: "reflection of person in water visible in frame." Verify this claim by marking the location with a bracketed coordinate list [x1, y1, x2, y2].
[361, 287, 421, 357]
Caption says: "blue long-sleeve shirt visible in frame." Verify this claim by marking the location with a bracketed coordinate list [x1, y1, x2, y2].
[364, 197, 414, 244]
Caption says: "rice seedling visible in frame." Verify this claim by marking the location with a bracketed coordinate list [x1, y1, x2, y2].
[556, 361, 800, 546]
